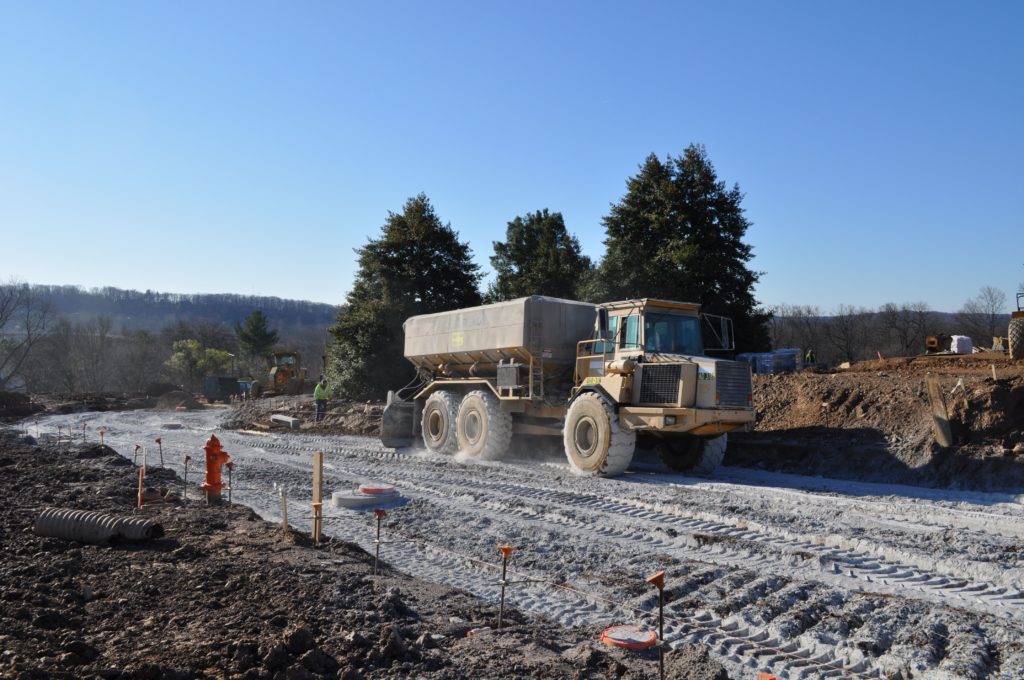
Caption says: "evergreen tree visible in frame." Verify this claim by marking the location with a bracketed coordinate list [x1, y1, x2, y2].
[235, 310, 279, 358]
[599, 145, 770, 352]
[485, 209, 593, 302]
[327, 194, 482, 399]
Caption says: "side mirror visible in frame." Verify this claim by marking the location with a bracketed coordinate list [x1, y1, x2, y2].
[701, 313, 736, 351]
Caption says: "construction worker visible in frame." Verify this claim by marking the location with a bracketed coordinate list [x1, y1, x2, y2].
[805, 348, 816, 366]
[314, 377, 328, 423]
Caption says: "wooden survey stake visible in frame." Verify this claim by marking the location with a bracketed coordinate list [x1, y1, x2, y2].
[312, 451, 323, 543]
[926, 374, 953, 447]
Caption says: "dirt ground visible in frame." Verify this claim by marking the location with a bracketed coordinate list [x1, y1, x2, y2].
[0, 428, 726, 680]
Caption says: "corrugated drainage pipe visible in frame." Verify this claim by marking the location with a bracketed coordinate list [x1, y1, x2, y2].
[34, 508, 164, 544]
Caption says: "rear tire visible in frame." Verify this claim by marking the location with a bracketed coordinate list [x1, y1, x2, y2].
[251, 382, 262, 399]
[1010, 318, 1024, 360]
[659, 435, 727, 476]
[421, 390, 458, 454]
[456, 390, 512, 460]
[563, 393, 635, 477]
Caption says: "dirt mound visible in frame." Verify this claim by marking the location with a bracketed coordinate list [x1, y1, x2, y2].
[730, 355, 1024, 489]
[154, 390, 202, 411]
[0, 428, 723, 680]
[0, 391, 42, 420]
[222, 395, 382, 435]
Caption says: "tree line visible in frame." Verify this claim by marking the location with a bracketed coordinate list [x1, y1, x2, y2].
[0, 283, 328, 394]
[770, 287, 1014, 365]
[32, 285, 335, 333]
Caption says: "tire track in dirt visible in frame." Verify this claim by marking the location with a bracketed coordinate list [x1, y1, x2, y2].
[287, 444, 1024, 624]
[247, 445, 1013, 678]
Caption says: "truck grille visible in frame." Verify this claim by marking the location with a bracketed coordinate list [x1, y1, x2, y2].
[716, 360, 752, 408]
[637, 364, 682, 405]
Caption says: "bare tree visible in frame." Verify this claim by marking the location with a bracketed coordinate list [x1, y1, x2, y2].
[768, 303, 824, 354]
[162, 319, 236, 353]
[0, 281, 54, 390]
[824, 304, 875, 363]
[114, 330, 167, 392]
[956, 286, 1007, 342]
[74, 316, 114, 392]
[879, 302, 932, 356]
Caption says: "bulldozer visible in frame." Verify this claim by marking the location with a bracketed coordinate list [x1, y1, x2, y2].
[1010, 293, 1024, 360]
[250, 351, 308, 398]
[380, 296, 755, 477]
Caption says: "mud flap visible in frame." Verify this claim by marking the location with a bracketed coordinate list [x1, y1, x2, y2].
[381, 392, 415, 448]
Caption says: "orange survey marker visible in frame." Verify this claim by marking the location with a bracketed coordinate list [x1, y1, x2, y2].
[757, 674, 778, 680]
[600, 625, 658, 650]
[358, 483, 396, 495]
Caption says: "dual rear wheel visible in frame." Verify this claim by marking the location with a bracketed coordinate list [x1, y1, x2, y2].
[420, 389, 512, 460]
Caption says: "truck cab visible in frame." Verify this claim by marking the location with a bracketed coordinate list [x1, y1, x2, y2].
[573, 298, 754, 448]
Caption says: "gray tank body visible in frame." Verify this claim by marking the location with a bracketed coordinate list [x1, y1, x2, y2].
[403, 296, 597, 371]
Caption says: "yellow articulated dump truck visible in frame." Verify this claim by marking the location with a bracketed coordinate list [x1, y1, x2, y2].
[380, 296, 755, 477]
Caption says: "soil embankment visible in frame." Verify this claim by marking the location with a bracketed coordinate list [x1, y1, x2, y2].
[729, 354, 1024, 489]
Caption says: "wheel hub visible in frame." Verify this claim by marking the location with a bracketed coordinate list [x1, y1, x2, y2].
[464, 411, 481, 444]
[574, 416, 598, 458]
[427, 411, 443, 442]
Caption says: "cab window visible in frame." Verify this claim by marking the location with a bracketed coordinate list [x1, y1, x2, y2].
[643, 313, 703, 355]
[621, 315, 640, 349]
[594, 315, 618, 354]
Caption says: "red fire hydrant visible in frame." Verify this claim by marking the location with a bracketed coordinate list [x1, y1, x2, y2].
[202, 434, 231, 504]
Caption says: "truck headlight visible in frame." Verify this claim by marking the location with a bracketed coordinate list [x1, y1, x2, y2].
[664, 415, 676, 426]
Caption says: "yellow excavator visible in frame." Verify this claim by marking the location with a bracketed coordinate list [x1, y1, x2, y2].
[250, 351, 308, 398]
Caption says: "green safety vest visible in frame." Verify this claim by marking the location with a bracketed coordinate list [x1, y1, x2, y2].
[314, 383, 327, 400]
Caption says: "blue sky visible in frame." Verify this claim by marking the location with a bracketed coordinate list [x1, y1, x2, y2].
[2, 2, 1022, 313]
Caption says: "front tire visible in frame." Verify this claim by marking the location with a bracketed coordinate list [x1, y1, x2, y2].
[563, 393, 635, 477]
[456, 390, 512, 460]
[421, 390, 459, 454]
[659, 434, 727, 476]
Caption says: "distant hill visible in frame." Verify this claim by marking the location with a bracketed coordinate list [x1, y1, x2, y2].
[31, 284, 339, 335]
